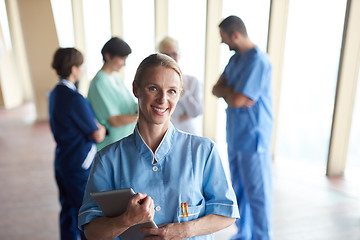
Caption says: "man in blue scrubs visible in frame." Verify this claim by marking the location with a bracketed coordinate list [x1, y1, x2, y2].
[212, 15, 273, 240]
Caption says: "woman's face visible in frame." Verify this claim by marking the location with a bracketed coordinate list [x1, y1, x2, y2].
[134, 66, 181, 126]
[106, 54, 127, 72]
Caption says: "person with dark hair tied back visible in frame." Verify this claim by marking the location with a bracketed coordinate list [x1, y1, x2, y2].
[49, 47, 106, 240]
[78, 53, 239, 240]
[87, 37, 138, 150]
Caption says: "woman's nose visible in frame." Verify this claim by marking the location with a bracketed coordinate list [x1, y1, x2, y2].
[157, 91, 166, 103]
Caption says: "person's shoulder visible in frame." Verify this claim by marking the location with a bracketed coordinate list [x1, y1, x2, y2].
[249, 47, 271, 67]
[253, 46, 270, 60]
[90, 71, 107, 86]
[174, 128, 214, 148]
[88, 71, 109, 96]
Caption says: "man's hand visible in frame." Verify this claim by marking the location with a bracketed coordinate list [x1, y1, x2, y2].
[212, 75, 229, 98]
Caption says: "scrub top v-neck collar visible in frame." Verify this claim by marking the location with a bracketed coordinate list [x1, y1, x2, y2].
[134, 124, 174, 164]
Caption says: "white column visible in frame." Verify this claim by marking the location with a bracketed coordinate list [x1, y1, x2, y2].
[327, 0, 360, 177]
[203, 0, 223, 141]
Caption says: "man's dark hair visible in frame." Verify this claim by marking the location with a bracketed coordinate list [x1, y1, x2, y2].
[101, 37, 132, 62]
[219, 15, 248, 37]
[51, 48, 83, 79]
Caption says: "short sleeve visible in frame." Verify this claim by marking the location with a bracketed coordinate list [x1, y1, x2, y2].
[234, 56, 271, 102]
[70, 95, 98, 138]
[202, 143, 240, 218]
[78, 152, 113, 230]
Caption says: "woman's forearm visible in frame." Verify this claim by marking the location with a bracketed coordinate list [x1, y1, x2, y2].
[185, 214, 236, 238]
[107, 114, 138, 127]
[84, 215, 131, 240]
[142, 214, 236, 239]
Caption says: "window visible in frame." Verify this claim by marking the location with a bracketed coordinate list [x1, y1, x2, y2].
[83, 0, 111, 80]
[50, 0, 75, 47]
[168, 0, 207, 136]
[0, 0, 12, 50]
[122, 0, 155, 91]
[275, 0, 347, 170]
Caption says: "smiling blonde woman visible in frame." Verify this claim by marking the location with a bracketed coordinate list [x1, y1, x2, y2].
[79, 54, 239, 240]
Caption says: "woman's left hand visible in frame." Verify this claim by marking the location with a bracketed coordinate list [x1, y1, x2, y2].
[141, 222, 190, 240]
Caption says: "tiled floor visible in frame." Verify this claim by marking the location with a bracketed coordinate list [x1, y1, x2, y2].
[1, 103, 359, 240]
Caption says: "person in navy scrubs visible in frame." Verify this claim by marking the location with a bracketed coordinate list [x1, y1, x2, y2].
[49, 47, 106, 240]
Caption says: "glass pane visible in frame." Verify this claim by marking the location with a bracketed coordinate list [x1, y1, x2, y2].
[168, 0, 207, 136]
[168, 0, 206, 82]
[346, 70, 360, 181]
[217, 0, 271, 144]
[50, 0, 75, 47]
[0, 0, 12, 50]
[275, 0, 347, 170]
[122, 0, 155, 90]
[83, 0, 111, 80]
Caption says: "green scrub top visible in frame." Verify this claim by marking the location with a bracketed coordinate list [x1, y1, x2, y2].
[88, 70, 137, 150]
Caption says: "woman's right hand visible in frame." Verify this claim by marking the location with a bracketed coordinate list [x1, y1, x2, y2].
[124, 193, 155, 227]
[91, 121, 106, 143]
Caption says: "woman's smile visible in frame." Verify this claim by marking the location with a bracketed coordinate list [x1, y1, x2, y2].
[152, 105, 168, 115]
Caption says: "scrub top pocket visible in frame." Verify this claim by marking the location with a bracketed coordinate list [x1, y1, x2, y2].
[177, 199, 205, 222]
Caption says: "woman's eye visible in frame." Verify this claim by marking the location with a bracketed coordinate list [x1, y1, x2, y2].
[169, 89, 176, 95]
[149, 86, 157, 91]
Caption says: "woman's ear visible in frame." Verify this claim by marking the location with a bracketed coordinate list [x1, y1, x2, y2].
[70, 65, 77, 74]
[104, 53, 111, 62]
[132, 81, 139, 98]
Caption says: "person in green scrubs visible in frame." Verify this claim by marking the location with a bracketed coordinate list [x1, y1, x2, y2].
[88, 37, 138, 150]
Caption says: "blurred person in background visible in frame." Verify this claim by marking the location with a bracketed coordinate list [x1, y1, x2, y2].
[49, 47, 106, 240]
[213, 15, 273, 240]
[87, 37, 138, 150]
[158, 36, 203, 135]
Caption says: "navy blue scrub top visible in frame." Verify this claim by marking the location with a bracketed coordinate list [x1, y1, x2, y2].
[49, 79, 98, 172]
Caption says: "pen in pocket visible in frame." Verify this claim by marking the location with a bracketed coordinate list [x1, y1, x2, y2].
[181, 202, 188, 218]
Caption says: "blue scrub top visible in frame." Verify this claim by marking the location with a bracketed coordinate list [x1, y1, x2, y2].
[223, 46, 273, 152]
[78, 124, 239, 239]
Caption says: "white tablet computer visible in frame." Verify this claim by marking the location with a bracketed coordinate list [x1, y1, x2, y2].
[90, 188, 158, 240]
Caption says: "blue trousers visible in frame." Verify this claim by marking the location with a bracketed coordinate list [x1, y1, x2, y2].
[55, 167, 90, 240]
[228, 148, 272, 240]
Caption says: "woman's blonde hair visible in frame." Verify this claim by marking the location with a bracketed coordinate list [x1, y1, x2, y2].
[133, 53, 183, 91]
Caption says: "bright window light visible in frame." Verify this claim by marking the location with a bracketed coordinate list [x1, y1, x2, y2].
[168, 0, 207, 136]
[122, 0, 155, 91]
[275, 0, 347, 170]
[0, 0, 12, 50]
[83, 0, 111, 80]
[50, 0, 75, 47]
